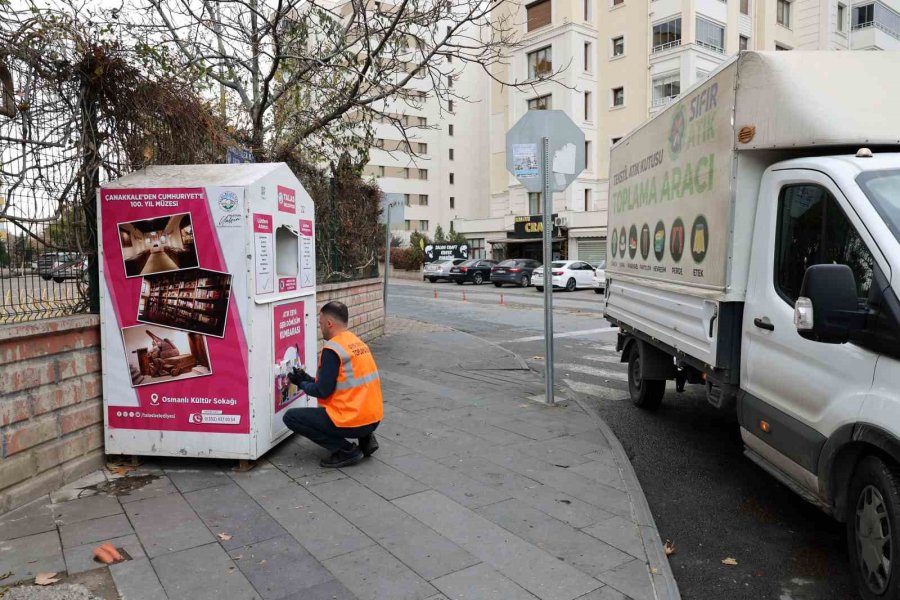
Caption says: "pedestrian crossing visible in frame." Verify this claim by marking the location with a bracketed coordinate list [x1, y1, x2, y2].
[554, 341, 632, 403]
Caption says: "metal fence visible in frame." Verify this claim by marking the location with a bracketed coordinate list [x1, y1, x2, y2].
[0, 53, 93, 324]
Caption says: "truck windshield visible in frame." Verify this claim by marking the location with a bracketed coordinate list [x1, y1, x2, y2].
[858, 169, 900, 243]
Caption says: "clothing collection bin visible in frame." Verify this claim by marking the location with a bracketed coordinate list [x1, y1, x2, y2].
[98, 163, 317, 459]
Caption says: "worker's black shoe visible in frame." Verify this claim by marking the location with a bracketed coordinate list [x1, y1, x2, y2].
[320, 445, 363, 468]
[359, 434, 379, 457]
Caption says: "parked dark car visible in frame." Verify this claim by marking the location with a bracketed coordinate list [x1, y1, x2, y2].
[448, 259, 497, 285]
[490, 258, 542, 288]
[422, 258, 466, 282]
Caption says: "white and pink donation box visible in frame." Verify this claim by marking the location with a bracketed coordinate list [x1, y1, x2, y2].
[98, 163, 317, 459]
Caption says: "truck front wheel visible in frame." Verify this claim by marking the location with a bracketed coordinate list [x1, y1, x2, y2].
[627, 347, 665, 410]
[848, 455, 900, 600]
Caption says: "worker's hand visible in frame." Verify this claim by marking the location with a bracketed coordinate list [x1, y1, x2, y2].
[288, 367, 314, 385]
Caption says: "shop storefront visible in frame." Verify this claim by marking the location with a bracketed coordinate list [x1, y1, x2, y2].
[487, 215, 566, 262]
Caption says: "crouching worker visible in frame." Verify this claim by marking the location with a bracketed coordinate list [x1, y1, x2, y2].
[283, 301, 382, 468]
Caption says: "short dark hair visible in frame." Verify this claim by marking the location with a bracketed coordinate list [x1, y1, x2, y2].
[320, 301, 349, 324]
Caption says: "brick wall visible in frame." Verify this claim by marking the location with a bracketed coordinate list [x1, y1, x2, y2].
[0, 315, 104, 513]
[316, 278, 385, 342]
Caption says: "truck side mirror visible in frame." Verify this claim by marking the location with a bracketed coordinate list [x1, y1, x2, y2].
[794, 264, 866, 344]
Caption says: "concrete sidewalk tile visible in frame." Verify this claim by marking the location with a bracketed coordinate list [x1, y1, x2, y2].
[442, 416, 533, 446]
[393, 491, 601, 600]
[568, 461, 627, 492]
[164, 467, 231, 494]
[268, 442, 348, 487]
[63, 533, 145, 574]
[255, 484, 373, 561]
[59, 513, 134, 548]
[438, 456, 612, 528]
[581, 516, 645, 560]
[343, 459, 428, 500]
[475, 500, 633, 577]
[49, 472, 107, 503]
[323, 545, 437, 600]
[152, 542, 259, 600]
[431, 563, 538, 600]
[379, 453, 511, 509]
[228, 534, 333, 599]
[381, 424, 498, 462]
[110, 556, 167, 600]
[109, 557, 167, 600]
[370, 436, 415, 459]
[118, 475, 179, 504]
[51, 494, 123, 525]
[575, 588, 631, 600]
[277, 578, 359, 600]
[185, 483, 287, 551]
[228, 463, 297, 497]
[594, 560, 655, 600]
[0, 496, 54, 541]
[505, 440, 594, 468]
[0, 530, 65, 585]
[582, 448, 619, 467]
[310, 478, 479, 581]
[485, 418, 563, 442]
[544, 435, 611, 457]
[124, 493, 214, 558]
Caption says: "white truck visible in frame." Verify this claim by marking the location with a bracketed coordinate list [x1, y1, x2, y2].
[605, 51, 900, 599]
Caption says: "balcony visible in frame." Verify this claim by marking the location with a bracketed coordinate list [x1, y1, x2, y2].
[695, 40, 725, 54]
[652, 39, 682, 53]
[651, 95, 679, 108]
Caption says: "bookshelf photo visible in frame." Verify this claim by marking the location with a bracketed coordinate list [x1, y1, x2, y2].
[138, 268, 232, 338]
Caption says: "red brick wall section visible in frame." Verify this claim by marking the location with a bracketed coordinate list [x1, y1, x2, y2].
[316, 278, 385, 344]
[0, 315, 104, 513]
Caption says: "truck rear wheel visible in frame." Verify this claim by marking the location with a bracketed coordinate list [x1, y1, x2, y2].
[847, 455, 900, 600]
[627, 347, 665, 410]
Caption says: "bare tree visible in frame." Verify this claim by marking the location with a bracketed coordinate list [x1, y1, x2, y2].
[130, 0, 563, 164]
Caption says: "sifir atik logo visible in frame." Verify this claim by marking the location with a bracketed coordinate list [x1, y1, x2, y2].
[277, 185, 296, 213]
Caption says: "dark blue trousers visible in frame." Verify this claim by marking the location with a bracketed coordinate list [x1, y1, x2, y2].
[283, 407, 379, 452]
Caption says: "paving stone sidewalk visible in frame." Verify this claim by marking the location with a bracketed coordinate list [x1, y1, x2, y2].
[0, 319, 678, 600]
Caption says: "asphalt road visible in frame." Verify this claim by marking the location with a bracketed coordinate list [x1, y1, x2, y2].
[387, 279, 857, 600]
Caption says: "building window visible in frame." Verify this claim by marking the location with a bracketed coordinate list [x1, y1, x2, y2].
[450, 197, 455, 209]
[611, 0, 624, 6]
[468, 238, 486, 259]
[584, 91, 592, 121]
[449, 124, 454, 136]
[418, 142, 428, 153]
[651, 73, 680, 107]
[403, 220, 411, 231]
[584, 42, 592, 71]
[741, 0, 750, 14]
[420, 194, 429, 206]
[612, 36, 625, 56]
[584, 189, 591, 211]
[529, 192, 542, 215]
[448, 100, 454, 112]
[652, 17, 682, 52]
[450, 173, 455, 184]
[404, 167, 410, 179]
[527, 46, 553, 79]
[585, 141, 591, 170]
[739, 35, 749, 51]
[419, 169, 428, 180]
[449, 148, 454, 160]
[696, 17, 725, 53]
[611, 87, 625, 107]
[775, 43, 791, 50]
[837, 3, 846, 31]
[418, 116, 427, 126]
[777, 0, 791, 27]
[404, 193, 411, 206]
[852, 3, 876, 29]
[419, 220, 429, 231]
[378, 165, 385, 177]
[528, 94, 552, 110]
[584, 0, 592, 20]
[448, 75, 454, 88]
[526, 0, 551, 31]
[611, 137, 622, 145]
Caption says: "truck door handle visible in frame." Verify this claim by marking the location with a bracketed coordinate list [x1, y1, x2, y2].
[753, 317, 775, 331]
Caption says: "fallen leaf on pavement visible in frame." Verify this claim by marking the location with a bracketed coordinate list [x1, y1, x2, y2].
[258, 560, 267, 565]
[664, 540, 676, 556]
[34, 573, 59, 586]
[721, 557, 738, 566]
[217, 533, 233, 541]
[107, 463, 136, 477]
[531, 356, 544, 360]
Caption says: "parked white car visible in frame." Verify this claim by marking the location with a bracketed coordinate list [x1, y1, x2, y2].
[593, 260, 607, 294]
[532, 260, 595, 292]
[422, 258, 466, 282]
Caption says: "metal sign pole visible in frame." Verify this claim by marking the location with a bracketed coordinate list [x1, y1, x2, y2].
[541, 137, 555, 405]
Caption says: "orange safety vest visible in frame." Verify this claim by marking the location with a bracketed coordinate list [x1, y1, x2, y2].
[319, 330, 384, 428]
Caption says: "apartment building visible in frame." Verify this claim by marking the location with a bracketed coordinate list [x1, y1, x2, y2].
[453, 0, 900, 264]
[360, 29, 490, 243]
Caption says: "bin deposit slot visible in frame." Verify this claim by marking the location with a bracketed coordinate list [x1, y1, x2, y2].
[276, 226, 299, 277]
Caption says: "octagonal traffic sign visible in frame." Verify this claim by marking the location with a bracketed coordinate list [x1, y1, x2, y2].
[506, 110, 586, 193]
